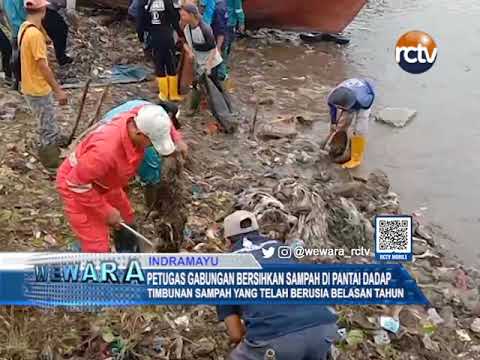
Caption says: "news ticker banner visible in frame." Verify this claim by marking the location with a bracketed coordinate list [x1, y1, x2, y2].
[0, 253, 428, 308]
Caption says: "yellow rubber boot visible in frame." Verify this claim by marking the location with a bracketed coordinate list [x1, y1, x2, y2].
[168, 75, 183, 102]
[157, 77, 169, 101]
[342, 135, 366, 169]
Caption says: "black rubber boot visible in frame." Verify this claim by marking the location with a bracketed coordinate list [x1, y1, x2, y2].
[113, 225, 141, 253]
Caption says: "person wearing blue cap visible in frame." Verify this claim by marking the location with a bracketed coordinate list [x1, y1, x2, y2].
[326, 78, 376, 169]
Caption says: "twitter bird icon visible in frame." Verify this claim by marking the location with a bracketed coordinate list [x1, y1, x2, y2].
[262, 247, 275, 259]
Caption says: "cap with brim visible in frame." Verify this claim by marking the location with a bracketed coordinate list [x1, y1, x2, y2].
[24, 0, 50, 9]
[151, 134, 175, 156]
[329, 87, 356, 110]
[182, 3, 199, 15]
[224, 210, 259, 238]
[135, 105, 175, 156]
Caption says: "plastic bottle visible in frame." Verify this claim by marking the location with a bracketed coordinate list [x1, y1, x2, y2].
[264, 348, 276, 360]
[289, 239, 305, 250]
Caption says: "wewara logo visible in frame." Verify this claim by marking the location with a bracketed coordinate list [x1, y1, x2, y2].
[395, 31, 437, 74]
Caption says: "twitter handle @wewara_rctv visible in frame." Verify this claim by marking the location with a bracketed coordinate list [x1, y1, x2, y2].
[261, 246, 372, 259]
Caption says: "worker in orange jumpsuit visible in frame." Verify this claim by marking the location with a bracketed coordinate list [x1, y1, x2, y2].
[56, 104, 179, 253]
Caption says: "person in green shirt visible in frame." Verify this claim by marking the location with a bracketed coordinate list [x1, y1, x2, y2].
[218, 0, 244, 80]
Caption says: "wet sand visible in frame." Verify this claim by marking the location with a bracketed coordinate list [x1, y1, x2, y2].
[241, 0, 480, 265]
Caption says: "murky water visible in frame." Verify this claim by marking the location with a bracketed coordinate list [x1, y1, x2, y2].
[348, 0, 480, 266]
[249, 0, 480, 265]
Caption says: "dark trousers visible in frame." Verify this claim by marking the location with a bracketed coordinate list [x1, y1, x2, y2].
[229, 323, 338, 360]
[42, 8, 69, 62]
[151, 30, 176, 77]
[0, 27, 12, 78]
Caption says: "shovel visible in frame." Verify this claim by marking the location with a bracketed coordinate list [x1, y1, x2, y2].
[120, 223, 154, 248]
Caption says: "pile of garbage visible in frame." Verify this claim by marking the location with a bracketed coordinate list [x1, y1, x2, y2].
[56, 7, 148, 86]
[1, 9, 480, 360]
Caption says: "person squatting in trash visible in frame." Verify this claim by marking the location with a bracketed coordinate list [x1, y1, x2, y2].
[100, 99, 188, 215]
[137, 0, 184, 102]
[19, 0, 68, 169]
[218, 210, 340, 360]
[180, 3, 223, 81]
[56, 104, 178, 253]
[327, 78, 375, 169]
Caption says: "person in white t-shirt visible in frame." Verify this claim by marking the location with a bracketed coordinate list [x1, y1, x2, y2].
[180, 3, 223, 82]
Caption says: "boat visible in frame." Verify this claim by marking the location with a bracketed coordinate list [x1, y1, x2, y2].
[243, 0, 366, 34]
[90, 0, 366, 34]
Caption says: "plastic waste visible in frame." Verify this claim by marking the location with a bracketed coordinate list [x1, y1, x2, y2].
[192, 184, 203, 198]
[67, 241, 82, 252]
[427, 308, 444, 325]
[337, 328, 347, 340]
[153, 336, 165, 352]
[422, 322, 437, 336]
[346, 329, 364, 347]
[470, 318, 480, 333]
[380, 316, 400, 334]
[174, 315, 190, 327]
[264, 348, 276, 360]
[289, 239, 305, 250]
[456, 329, 472, 342]
[422, 335, 440, 352]
[373, 330, 391, 345]
[183, 226, 193, 241]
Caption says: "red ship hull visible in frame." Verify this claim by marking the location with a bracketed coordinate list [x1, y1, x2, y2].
[243, 0, 367, 33]
[90, 0, 366, 33]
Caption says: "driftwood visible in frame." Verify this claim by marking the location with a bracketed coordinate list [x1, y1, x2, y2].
[257, 115, 297, 140]
[87, 85, 110, 128]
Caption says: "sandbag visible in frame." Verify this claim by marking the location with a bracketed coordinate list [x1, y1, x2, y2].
[200, 73, 237, 133]
[177, 47, 194, 95]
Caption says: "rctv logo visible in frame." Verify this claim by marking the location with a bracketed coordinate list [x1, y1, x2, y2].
[395, 31, 438, 74]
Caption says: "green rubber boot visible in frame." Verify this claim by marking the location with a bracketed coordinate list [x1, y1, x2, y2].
[38, 144, 61, 170]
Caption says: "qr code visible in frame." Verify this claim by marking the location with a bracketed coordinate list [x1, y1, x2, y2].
[375, 216, 412, 254]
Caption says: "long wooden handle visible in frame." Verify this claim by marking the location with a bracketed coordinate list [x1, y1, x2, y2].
[322, 131, 337, 150]
[120, 223, 154, 247]
[67, 79, 92, 146]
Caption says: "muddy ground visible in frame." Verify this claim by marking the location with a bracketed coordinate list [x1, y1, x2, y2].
[0, 9, 480, 360]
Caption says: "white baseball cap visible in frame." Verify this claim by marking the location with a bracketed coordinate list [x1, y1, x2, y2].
[224, 210, 259, 238]
[135, 105, 175, 156]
